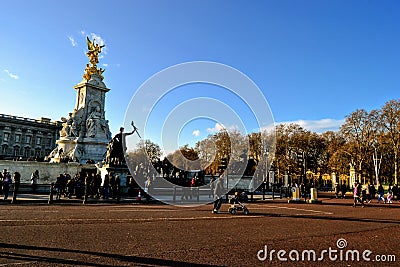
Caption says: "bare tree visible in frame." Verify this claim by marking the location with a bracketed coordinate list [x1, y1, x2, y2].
[340, 109, 379, 183]
[380, 99, 400, 185]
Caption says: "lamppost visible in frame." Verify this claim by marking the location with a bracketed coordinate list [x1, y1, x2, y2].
[263, 150, 269, 200]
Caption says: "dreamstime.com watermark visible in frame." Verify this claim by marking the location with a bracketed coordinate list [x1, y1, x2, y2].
[257, 238, 396, 263]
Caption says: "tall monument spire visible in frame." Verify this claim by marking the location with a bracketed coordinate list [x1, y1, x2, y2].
[49, 36, 111, 163]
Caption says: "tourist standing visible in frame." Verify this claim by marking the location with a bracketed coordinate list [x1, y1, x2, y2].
[365, 183, 371, 203]
[392, 184, 398, 201]
[110, 173, 116, 199]
[31, 170, 39, 193]
[115, 175, 121, 202]
[83, 173, 90, 204]
[3, 171, 12, 200]
[103, 174, 110, 199]
[11, 171, 21, 204]
[144, 176, 152, 203]
[0, 169, 7, 195]
[334, 183, 339, 198]
[341, 181, 347, 199]
[369, 183, 376, 200]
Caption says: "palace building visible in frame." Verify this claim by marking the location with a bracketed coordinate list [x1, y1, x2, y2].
[0, 114, 62, 160]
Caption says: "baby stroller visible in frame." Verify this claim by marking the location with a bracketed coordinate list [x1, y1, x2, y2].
[228, 191, 249, 215]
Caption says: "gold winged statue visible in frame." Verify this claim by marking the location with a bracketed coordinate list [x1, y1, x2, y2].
[83, 36, 105, 81]
[86, 36, 104, 65]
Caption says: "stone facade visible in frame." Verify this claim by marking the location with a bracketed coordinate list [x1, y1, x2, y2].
[0, 114, 61, 160]
[0, 160, 91, 184]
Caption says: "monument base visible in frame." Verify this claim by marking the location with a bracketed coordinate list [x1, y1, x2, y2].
[50, 137, 108, 164]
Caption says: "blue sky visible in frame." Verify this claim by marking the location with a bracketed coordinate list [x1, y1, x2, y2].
[1, 0, 399, 150]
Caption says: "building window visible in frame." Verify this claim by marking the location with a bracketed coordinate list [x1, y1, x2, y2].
[4, 133, 10, 142]
[15, 134, 21, 143]
[2, 145, 8, 155]
[26, 136, 32, 144]
[35, 148, 41, 158]
[36, 137, 42, 146]
[13, 146, 20, 157]
[47, 138, 52, 147]
[24, 147, 31, 158]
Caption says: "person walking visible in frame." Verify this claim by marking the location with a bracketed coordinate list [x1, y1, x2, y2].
[377, 183, 385, 203]
[212, 175, 225, 214]
[11, 171, 21, 204]
[386, 191, 393, 204]
[352, 181, 364, 207]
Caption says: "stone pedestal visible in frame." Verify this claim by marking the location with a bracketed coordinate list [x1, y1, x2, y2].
[49, 74, 111, 163]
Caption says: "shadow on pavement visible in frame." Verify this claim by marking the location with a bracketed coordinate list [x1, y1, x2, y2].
[0, 242, 223, 267]
[248, 212, 400, 225]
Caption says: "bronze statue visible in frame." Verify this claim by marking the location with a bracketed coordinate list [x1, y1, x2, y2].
[106, 122, 140, 166]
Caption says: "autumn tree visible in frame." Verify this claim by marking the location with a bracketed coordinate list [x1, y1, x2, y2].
[340, 109, 379, 183]
[380, 99, 400, 184]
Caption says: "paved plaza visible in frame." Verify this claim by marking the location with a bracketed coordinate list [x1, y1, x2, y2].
[0, 197, 399, 266]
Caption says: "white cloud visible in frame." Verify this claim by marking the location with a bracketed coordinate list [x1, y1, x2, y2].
[279, 118, 344, 133]
[192, 130, 200, 137]
[207, 123, 226, 133]
[4, 69, 19, 80]
[102, 63, 108, 67]
[68, 36, 77, 47]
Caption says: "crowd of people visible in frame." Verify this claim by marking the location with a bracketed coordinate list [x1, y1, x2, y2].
[349, 181, 399, 207]
[0, 169, 127, 203]
[0, 168, 21, 203]
[51, 171, 123, 201]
